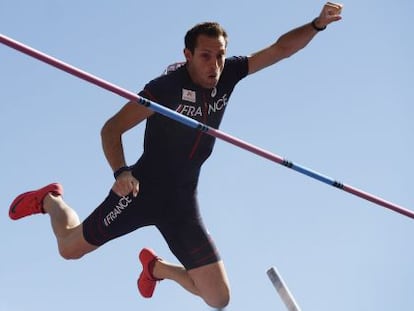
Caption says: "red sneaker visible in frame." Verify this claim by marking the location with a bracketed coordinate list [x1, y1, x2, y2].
[137, 248, 163, 298]
[9, 183, 64, 220]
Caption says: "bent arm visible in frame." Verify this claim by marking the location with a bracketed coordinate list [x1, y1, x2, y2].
[101, 101, 154, 173]
[248, 2, 342, 75]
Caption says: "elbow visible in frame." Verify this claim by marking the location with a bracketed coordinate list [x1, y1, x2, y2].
[100, 119, 117, 149]
[274, 36, 307, 60]
[100, 120, 110, 139]
[101, 118, 124, 153]
[101, 118, 115, 140]
[279, 45, 304, 60]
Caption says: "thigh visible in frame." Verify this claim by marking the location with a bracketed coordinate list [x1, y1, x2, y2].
[82, 186, 157, 246]
[59, 223, 99, 259]
[156, 194, 220, 270]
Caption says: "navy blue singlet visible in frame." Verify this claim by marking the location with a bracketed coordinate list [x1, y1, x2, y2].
[83, 56, 248, 269]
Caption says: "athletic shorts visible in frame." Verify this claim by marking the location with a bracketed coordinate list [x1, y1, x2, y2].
[82, 180, 220, 270]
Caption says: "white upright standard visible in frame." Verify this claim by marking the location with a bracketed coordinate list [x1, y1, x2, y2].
[267, 267, 302, 311]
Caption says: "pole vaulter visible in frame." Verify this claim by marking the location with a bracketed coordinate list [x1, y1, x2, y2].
[1, 33, 412, 220]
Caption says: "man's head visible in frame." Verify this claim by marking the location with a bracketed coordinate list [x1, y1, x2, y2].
[184, 22, 228, 89]
[184, 22, 228, 53]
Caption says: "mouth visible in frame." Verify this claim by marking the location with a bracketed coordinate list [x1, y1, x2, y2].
[206, 75, 218, 88]
[198, 72, 220, 88]
[208, 73, 219, 81]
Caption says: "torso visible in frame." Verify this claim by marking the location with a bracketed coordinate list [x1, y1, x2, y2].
[133, 56, 249, 187]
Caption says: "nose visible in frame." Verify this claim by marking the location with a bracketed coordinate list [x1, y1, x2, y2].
[209, 58, 218, 70]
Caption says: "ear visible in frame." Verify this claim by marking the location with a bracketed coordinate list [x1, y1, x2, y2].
[184, 48, 192, 62]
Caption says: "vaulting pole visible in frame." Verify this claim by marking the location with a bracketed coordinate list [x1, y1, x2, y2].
[267, 267, 302, 311]
[1, 33, 412, 220]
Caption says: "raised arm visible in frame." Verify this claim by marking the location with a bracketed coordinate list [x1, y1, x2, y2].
[247, 2, 343, 75]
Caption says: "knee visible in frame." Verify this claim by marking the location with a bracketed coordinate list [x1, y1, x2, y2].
[209, 297, 230, 309]
[57, 227, 94, 260]
[204, 288, 230, 309]
[58, 246, 85, 260]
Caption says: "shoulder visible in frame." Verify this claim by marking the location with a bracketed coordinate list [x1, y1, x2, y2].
[225, 55, 248, 65]
[142, 63, 186, 91]
[224, 56, 248, 70]
[138, 62, 187, 103]
[224, 56, 248, 74]
[220, 56, 249, 82]
[151, 62, 186, 85]
[163, 62, 186, 75]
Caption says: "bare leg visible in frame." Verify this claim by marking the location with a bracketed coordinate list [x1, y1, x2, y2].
[43, 193, 97, 259]
[43, 193, 229, 308]
[152, 260, 230, 308]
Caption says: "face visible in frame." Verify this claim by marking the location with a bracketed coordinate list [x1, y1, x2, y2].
[184, 34, 226, 89]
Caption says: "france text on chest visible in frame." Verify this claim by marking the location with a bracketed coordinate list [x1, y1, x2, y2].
[177, 93, 228, 117]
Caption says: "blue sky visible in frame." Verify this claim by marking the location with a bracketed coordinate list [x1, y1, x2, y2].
[1, 1, 413, 310]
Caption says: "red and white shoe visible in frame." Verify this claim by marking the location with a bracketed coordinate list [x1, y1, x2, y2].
[9, 183, 63, 220]
[137, 248, 163, 298]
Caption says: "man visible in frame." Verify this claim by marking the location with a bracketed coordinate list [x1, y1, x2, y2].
[9, 3, 342, 309]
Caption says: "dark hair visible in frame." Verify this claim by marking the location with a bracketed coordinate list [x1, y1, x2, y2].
[184, 22, 228, 53]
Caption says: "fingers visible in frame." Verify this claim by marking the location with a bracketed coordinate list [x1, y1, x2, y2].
[324, 2, 343, 20]
[131, 179, 139, 197]
[326, 2, 343, 15]
[317, 2, 343, 27]
[112, 174, 140, 197]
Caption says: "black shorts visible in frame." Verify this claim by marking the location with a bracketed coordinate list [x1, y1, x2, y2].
[82, 180, 220, 270]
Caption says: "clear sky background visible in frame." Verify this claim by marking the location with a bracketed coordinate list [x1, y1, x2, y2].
[1, 1, 413, 311]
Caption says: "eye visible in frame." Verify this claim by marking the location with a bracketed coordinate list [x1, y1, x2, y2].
[201, 53, 211, 61]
